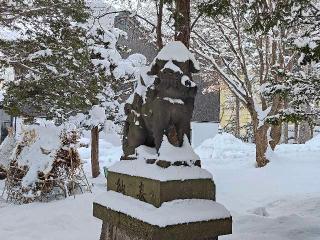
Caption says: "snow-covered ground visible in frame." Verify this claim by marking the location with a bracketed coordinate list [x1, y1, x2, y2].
[198, 133, 320, 240]
[1, 133, 320, 240]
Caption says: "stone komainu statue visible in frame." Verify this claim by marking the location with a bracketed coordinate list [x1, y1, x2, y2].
[122, 41, 199, 159]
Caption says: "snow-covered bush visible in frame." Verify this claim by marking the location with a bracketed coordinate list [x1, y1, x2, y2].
[4, 125, 88, 204]
[0, 131, 16, 180]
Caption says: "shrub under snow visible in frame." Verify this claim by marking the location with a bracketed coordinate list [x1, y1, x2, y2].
[4, 125, 89, 204]
[0, 132, 16, 180]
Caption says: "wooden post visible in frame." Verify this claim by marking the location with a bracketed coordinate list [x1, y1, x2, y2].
[91, 126, 100, 178]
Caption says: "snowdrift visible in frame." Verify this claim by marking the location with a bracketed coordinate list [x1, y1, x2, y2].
[195, 133, 256, 167]
[306, 134, 320, 148]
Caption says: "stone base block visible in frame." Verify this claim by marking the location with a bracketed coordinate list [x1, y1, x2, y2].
[93, 193, 232, 240]
[107, 171, 215, 207]
[99, 221, 219, 240]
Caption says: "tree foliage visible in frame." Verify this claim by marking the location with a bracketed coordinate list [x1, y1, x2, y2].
[0, 0, 103, 119]
[198, 0, 320, 64]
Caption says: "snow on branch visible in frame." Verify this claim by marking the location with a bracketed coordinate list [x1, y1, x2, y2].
[195, 49, 248, 105]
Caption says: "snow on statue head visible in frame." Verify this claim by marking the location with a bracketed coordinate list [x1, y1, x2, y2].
[122, 41, 201, 167]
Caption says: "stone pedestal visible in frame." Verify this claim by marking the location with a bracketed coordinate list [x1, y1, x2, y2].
[93, 159, 232, 240]
[96, 210, 230, 240]
[107, 171, 215, 207]
[94, 191, 231, 240]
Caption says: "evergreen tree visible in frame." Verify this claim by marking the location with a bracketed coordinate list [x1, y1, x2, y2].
[263, 65, 320, 124]
[0, 0, 102, 119]
[1, 0, 145, 178]
[243, 0, 320, 126]
[246, 0, 320, 64]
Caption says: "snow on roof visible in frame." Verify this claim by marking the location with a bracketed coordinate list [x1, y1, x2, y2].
[95, 191, 231, 227]
[153, 41, 200, 70]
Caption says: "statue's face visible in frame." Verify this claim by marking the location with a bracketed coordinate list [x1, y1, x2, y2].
[153, 60, 197, 99]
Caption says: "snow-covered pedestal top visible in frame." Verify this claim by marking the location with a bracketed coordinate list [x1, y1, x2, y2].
[109, 136, 212, 181]
[158, 135, 200, 162]
[108, 157, 212, 181]
[95, 191, 230, 227]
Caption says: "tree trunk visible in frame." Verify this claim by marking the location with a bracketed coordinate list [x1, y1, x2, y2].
[91, 126, 100, 178]
[283, 99, 289, 143]
[235, 96, 240, 138]
[310, 124, 314, 139]
[174, 0, 191, 48]
[269, 123, 282, 150]
[283, 123, 289, 144]
[298, 121, 312, 144]
[255, 126, 270, 168]
[294, 122, 299, 143]
[298, 104, 312, 144]
[156, 0, 164, 50]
